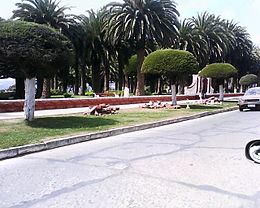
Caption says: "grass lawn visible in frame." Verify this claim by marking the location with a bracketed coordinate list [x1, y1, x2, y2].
[0, 102, 237, 149]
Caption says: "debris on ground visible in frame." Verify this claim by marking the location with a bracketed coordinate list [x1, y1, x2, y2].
[140, 100, 181, 109]
[84, 104, 120, 116]
[202, 97, 221, 105]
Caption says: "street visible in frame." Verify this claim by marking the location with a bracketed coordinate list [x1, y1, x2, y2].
[1, 110, 260, 208]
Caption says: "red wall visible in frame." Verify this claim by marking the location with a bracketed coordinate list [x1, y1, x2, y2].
[0, 93, 242, 113]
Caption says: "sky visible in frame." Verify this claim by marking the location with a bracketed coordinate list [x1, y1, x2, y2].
[0, 0, 260, 45]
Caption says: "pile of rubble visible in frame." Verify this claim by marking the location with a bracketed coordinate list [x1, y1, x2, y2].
[84, 104, 120, 116]
[201, 96, 221, 105]
[140, 101, 181, 109]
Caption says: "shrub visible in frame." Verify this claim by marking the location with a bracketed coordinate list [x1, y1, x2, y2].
[85, 91, 94, 97]
[63, 93, 72, 98]
[199, 63, 237, 80]
[142, 49, 199, 76]
[239, 74, 258, 85]
[124, 55, 137, 76]
[50, 89, 62, 95]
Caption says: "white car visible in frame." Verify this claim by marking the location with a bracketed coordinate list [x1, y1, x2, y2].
[238, 87, 260, 111]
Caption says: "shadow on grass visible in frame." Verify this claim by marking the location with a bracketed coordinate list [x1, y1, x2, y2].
[180, 105, 223, 110]
[27, 116, 119, 129]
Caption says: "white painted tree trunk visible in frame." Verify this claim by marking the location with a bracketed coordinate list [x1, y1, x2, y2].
[171, 84, 177, 105]
[24, 78, 36, 121]
[219, 84, 224, 101]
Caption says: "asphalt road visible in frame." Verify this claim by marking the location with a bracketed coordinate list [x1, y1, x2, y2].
[1, 110, 260, 208]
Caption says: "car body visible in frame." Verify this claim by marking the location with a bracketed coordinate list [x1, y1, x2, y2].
[238, 87, 260, 111]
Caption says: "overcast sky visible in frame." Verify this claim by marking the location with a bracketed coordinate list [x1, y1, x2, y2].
[0, 0, 260, 45]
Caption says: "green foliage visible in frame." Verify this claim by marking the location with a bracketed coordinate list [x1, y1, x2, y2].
[0, 20, 73, 78]
[124, 55, 137, 75]
[142, 49, 199, 82]
[50, 89, 63, 95]
[63, 93, 73, 98]
[239, 74, 258, 85]
[199, 63, 237, 80]
[85, 91, 94, 96]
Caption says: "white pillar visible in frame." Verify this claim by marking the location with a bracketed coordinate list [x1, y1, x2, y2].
[24, 77, 36, 121]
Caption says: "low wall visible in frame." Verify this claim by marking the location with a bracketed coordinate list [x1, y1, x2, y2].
[0, 93, 242, 113]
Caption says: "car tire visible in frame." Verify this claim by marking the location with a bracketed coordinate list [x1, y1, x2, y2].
[239, 107, 244, 112]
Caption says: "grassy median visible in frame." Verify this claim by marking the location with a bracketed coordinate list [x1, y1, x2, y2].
[0, 102, 237, 149]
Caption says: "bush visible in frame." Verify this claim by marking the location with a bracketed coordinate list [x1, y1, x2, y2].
[50, 89, 62, 95]
[85, 91, 94, 97]
[239, 74, 258, 85]
[124, 55, 137, 76]
[142, 49, 199, 76]
[199, 63, 237, 80]
[63, 93, 72, 98]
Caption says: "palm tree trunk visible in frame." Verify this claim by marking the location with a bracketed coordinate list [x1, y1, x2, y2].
[36, 77, 43, 98]
[118, 54, 124, 91]
[103, 60, 110, 92]
[124, 74, 129, 88]
[41, 78, 51, 98]
[24, 77, 36, 121]
[74, 55, 79, 95]
[15, 78, 25, 99]
[136, 48, 145, 96]
[92, 61, 101, 93]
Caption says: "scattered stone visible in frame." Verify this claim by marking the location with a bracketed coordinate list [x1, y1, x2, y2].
[84, 104, 120, 116]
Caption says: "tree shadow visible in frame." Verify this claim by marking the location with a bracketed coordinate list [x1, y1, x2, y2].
[180, 105, 223, 109]
[27, 116, 119, 129]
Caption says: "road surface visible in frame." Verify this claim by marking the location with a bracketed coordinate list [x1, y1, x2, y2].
[1, 110, 260, 208]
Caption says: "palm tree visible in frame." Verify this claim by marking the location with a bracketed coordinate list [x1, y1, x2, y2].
[80, 10, 109, 93]
[177, 19, 208, 67]
[223, 20, 253, 76]
[104, 0, 179, 96]
[12, 0, 74, 98]
[190, 12, 234, 66]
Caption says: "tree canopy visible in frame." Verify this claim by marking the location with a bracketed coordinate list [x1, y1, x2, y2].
[199, 63, 237, 80]
[239, 74, 258, 85]
[124, 55, 137, 76]
[0, 20, 73, 79]
[142, 49, 199, 82]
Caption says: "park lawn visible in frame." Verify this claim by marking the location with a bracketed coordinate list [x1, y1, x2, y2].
[0, 102, 237, 149]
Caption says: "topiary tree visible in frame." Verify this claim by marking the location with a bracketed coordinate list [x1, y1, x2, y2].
[239, 74, 258, 90]
[199, 63, 237, 101]
[0, 20, 73, 121]
[142, 49, 199, 105]
[123, 54, 137, 89]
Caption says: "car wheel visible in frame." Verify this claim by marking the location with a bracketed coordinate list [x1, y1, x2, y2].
[239, 107, 244, 112]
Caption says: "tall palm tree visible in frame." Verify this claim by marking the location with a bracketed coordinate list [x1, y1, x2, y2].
[104, 0, 179, 95]
[12, 0, 74, 98]
[80, 10, 109, 93]
[223, 20, 253, 76]
[177, 19, 208, 67]
[190, 12, 234, 66]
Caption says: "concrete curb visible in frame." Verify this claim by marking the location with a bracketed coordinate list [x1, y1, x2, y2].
[0, 106, 238, 160]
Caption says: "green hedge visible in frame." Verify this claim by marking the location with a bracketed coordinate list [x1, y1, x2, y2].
[124, 55, 137, 76]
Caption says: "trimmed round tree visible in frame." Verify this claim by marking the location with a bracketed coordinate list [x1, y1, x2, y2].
[239, 74, 258, 88]
[199, 63, 237, 101]
[124, 54, 137, 89]
[0, 20, 73, 121]
[142, 49, 199, 105]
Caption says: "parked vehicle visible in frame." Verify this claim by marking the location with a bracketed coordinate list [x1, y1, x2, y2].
[245, 140, 260, 163]
[238, 87, 260, 111]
